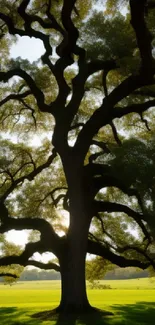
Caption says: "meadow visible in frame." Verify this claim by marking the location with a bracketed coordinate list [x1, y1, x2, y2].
[0, 278, 155, 325]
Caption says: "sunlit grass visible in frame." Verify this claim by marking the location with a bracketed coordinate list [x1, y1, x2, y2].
[0, 278, 155, 324]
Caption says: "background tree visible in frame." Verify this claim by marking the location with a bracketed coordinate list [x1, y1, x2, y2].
[0, 0, 155, 314]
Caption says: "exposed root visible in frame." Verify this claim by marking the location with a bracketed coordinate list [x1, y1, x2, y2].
[32, 305, 113, 323]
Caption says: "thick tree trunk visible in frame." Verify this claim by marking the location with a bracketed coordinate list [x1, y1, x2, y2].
[58, 250, 91, 313]
[55, 159, 94, 313]
[57, 204, 92, 313]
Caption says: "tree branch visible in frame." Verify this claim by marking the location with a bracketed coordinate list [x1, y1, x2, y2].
[75, 75, 155, 163]
[1, 216, 61, 253]
[0, 229, 62, 268]
[0, 7, 52, 60]
[26, 260, 60, 271]
[46, 0, 65, 35]
[130, 0, 154, 76]
[91, 140, 110, 153]
[94, 201, 151, 242]
[0, 241, 44, 267]
[0, 90, 31, 107]
[87, 60, 117, 77]
[114, 99, 155, 119]
[0, 69, 48, 112]
[57, 0, 80, 58]
[0, 216, 55, 236]
[110, 121, 122, 145]
[87, 239, 150, 269]
[118, 245, 154, 266]
[0, 273, 18, 278]
[0, 149, 57, 202]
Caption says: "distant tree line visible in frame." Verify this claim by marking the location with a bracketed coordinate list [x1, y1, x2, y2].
[104, 267, 149, 280]
[18, 267, 150, 282]
[0, 266, 149, 283]
[19, 269, 61, 281]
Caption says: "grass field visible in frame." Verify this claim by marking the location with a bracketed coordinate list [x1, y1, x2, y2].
[0, 278, 155, 325]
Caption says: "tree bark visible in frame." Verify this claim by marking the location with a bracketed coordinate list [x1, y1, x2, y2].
[58, 248, 91, 313]
[57, 195, 92, 313]
[55, 156, 93, 313]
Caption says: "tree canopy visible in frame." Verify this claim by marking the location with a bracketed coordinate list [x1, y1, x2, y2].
[0, 0, 155, 313]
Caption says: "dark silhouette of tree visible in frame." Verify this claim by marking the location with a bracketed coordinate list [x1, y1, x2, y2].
[0, 0, 155, 313]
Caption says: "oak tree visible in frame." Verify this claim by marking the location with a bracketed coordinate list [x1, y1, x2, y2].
[0, 0, 155, 313]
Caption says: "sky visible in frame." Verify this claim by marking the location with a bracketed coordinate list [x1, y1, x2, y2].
[11, 36, 45, 63]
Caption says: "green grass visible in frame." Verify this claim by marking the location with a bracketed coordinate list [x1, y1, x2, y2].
[0, 278, 155, 325]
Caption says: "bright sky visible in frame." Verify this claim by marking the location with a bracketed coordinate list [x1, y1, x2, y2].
[11, 36, 45, 62]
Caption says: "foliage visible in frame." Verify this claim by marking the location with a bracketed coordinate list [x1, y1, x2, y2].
[86, 256, 113, 288]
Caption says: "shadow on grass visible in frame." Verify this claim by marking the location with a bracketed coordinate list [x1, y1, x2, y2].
[0, 307, 39, 325]
[32, 307, 113, 325]
[111, 302, 155, 325]
[1, 302, 155, 325]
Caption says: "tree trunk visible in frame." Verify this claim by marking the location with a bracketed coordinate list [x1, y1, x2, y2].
[58, 251, 90, 313]
[55, 160, 93, 313]
[57, 206, 92, 313]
